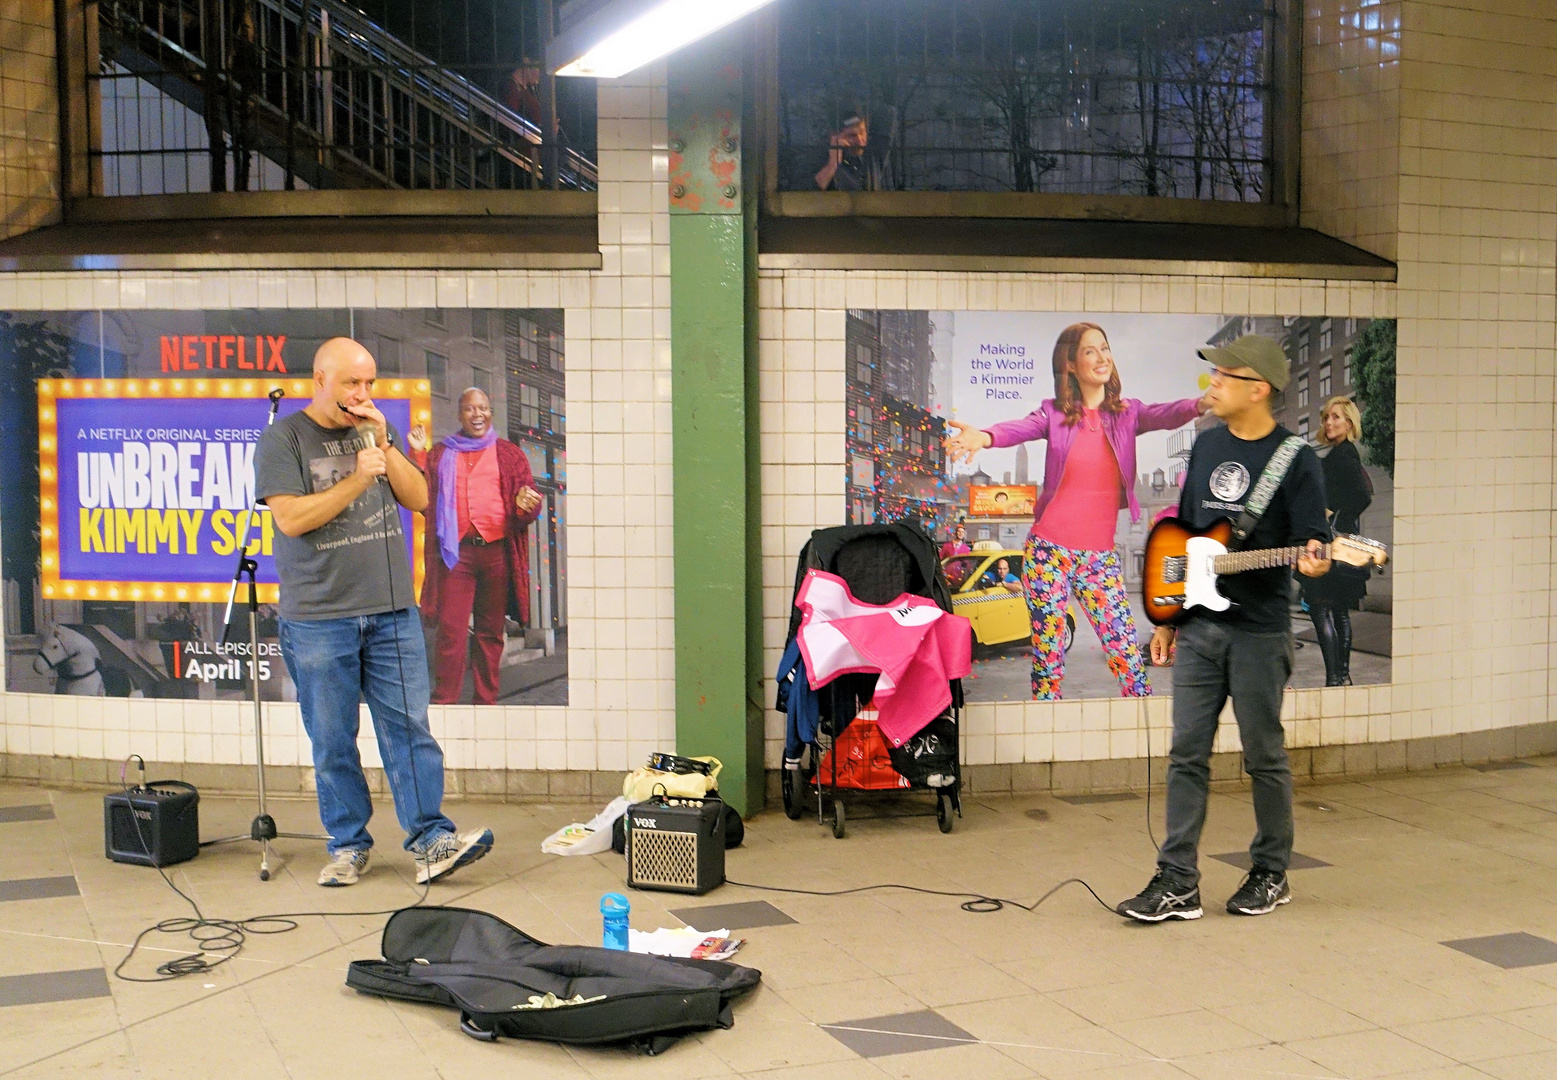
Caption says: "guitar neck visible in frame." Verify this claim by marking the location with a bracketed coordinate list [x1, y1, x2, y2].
[1211, 544, 1324, 575]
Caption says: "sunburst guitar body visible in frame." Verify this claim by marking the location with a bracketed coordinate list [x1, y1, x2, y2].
[1142, 517, 1388, 627]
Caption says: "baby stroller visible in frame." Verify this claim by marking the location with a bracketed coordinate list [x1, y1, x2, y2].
[774, 522, 965, 838]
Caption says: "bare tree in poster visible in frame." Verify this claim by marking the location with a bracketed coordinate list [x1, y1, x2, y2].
[964, 59, 1061, 192]
[1196, 30, 1264, 201]
[1128, 38, 1170, 197]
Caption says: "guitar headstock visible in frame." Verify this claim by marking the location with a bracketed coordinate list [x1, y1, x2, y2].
[1334, 533, 1388, 568]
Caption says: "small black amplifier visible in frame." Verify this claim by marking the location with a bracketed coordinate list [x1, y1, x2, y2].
[104, 781, 200, 868]
[625, 796, 724, 895]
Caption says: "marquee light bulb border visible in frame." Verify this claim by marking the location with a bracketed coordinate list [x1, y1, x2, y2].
[37, 378, 433, 606]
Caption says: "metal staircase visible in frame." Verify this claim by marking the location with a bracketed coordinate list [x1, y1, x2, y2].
[97, 0, 596, 193]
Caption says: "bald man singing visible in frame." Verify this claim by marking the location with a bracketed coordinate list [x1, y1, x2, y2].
[254, 338, 493, 887]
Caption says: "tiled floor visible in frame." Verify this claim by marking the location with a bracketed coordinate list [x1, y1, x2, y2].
[3, 758, 1557, 1078]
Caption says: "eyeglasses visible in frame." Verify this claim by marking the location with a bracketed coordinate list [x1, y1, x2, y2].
[1207, 365, 1266, 385]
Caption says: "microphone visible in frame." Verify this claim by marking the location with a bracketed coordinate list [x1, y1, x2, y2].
[350, 413, 389, 484]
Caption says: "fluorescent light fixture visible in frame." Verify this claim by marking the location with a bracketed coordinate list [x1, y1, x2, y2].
[550, 0, 780, 79]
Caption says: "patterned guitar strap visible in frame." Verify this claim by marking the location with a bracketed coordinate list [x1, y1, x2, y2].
[1228, 435, 1306, 551]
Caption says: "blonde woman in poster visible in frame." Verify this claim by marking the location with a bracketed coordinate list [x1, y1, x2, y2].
[945, 322, 1208, 699]
[1299, 396, 1373, 685]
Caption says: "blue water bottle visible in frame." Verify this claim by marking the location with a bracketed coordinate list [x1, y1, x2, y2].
[601, 892, 630, 950]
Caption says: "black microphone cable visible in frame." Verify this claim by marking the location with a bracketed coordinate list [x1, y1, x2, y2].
[721, 875, 1118, 915]
[362, 418, 444, 890]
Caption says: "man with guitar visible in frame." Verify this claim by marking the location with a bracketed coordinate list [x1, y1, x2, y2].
[1118, 334, 1332, 922]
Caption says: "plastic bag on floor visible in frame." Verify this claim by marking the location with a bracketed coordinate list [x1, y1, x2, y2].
[541, 796, 630, 856]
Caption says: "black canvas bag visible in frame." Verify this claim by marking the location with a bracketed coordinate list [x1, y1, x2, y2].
[346, 906, 762, 1055]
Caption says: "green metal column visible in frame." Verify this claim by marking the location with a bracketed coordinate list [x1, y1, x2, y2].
[668, 31, 764, 816]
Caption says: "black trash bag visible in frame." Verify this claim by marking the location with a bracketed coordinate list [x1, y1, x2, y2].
[887, 714, 958, 788]
[612, 796, 743, 854]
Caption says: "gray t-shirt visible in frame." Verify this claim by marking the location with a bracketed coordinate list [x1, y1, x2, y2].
[255, 410, 414, 621]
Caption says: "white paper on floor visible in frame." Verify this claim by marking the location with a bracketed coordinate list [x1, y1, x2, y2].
[629, 927, 742, 960]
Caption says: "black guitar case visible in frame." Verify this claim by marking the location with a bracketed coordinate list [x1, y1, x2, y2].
[346, 906, 762, 1055]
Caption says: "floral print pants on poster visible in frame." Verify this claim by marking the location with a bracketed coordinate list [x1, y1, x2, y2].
[1022, 535, 1151, 701]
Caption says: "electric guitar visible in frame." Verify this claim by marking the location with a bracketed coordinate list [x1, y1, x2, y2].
[1141, 517, 1388, 626]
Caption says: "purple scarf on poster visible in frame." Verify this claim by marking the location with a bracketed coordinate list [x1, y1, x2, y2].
[437, 430, 498, 569]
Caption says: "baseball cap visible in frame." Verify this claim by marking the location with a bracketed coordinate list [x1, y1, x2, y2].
[1197, 335, 1290, 391]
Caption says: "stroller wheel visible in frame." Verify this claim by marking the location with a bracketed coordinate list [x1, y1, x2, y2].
[937, 793, 955, 834]
[831, 800, 846, 839]
[781, 769, 804, 820]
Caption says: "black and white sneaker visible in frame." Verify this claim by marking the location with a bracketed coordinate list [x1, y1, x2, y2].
[1226, 867, 1291, 915]
[1116, 869, 1203, 922]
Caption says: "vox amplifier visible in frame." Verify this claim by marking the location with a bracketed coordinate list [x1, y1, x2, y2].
[104, 781, 200, 868]
[624, 796, 725, 895]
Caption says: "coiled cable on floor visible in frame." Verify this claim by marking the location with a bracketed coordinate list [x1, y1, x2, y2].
[114, 792, 431, 983]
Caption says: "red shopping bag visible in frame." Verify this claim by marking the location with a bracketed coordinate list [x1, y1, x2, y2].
[812, 708, 909, 790]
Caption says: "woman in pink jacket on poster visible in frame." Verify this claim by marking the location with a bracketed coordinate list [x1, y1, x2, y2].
[945, 322, 1208, 700]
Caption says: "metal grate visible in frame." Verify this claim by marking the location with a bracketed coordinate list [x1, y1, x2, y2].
[777, 0, 1276, 200]
[628, 828, 699, 891]
[88, 0, 597, 195]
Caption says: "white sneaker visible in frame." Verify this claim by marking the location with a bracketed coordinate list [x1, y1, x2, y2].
[414, 828, 494, 885]
[318, 848, 370, 887]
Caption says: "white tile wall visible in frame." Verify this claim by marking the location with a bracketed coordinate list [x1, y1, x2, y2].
[0, 1, 60, 240]
[0, 66, 675, 776]
[1390, 0, 1557, 745]
[1302, 0, 1403, 261]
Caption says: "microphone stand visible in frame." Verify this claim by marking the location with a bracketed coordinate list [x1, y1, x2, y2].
[204, 388, 330, 880]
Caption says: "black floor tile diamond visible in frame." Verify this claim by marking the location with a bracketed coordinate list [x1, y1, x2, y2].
[0, 805, 55, 823]
[668, 899, 796, 931]
[821, 1009, 976, 1058]
[1210, 851, 1332, 870]
[0, 969, 109, 1007]
[1468, 760, 1537, 773]
[1442, 932, 1557, 969]
[0, 877, 79, 903]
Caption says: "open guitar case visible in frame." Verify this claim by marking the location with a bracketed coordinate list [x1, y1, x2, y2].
[346, 906, 763, 1055]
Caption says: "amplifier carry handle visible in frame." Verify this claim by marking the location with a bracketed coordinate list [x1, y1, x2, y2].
[119, 754, 146, 792]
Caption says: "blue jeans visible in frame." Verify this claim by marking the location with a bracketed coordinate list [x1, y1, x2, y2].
[279, 608, 456, 855]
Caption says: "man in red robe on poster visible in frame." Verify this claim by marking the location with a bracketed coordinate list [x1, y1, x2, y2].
[413, 388, 543, 705]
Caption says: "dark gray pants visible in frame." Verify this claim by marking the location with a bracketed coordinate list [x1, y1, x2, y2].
[1159, 618, 1294, 884]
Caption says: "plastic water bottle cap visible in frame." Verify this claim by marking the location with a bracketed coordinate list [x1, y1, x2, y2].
[600, 892, 629, 916]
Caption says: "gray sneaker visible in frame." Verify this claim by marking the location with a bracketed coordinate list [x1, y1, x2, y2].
[318, 848, 370, 887]
[1116, 869, 1203, 922]
[1226, 868, 1292, 916]
[414, 828, 494, 885]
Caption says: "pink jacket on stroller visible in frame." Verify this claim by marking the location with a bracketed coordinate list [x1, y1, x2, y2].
[795, 570, 972, 748]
